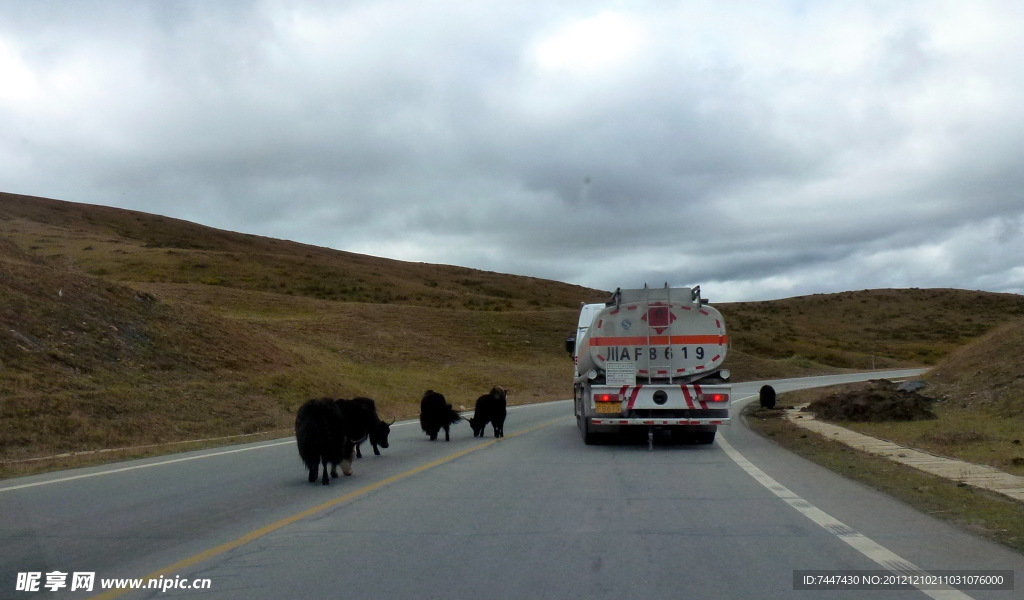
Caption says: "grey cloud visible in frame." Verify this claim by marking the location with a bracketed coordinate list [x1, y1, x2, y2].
[2, 1, 1023, 301]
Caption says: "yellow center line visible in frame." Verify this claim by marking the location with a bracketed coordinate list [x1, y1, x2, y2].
[88, 417, 567, 599]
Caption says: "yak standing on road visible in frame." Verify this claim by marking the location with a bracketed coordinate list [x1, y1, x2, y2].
[350, 396, 393, 458]
[295, 398, 348, 485]
[331, 397, 386, 477]
[469, 387, 507, 438]
[295, 397, 388, 485]
[419, 389, 461, 441]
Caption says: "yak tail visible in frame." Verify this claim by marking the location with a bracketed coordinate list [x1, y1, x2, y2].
[446, 406, 462, 425]
[296, 438, 324, 474]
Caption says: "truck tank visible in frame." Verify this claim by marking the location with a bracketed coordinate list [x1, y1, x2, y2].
[576, 285, 728, 382]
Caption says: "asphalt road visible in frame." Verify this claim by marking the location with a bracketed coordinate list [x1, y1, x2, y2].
[2, 369, 1021, 599]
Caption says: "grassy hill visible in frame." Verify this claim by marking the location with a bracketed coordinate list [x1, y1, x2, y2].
[719, 288, 1024, 373]
[826, 318, 1024, 475]
[0, 192, 593, 310]
[0, 192, 607, 468]
[3, 191, 1024, 473]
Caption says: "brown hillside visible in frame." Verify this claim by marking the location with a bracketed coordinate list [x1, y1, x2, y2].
[1, 193, 600, 467]
[3, 191, 1024, 473]
[0, 192, 600, 310]
[720, 288, 1024, 370]
[0, 243, 297, 460]
[926, 319, 1024, 417]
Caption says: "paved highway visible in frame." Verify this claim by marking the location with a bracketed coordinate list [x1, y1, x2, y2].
[2, 370, 1021, 599]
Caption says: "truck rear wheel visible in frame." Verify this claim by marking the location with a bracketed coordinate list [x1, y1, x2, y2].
[576, 397, 597, 445]
[580, 416, 597, 445]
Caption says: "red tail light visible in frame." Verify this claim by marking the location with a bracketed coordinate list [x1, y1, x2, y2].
[594, 393, 620, 403]
[705, 393, 729, 403]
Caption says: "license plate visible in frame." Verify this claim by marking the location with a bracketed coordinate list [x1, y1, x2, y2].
[595, 402, 621, 414]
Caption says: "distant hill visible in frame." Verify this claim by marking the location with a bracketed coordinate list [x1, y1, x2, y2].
[719, 288, 1024, 376]
[3, 191, 1024, 469]
[0, 192, 601, 465]
[0, 192, 597, 310]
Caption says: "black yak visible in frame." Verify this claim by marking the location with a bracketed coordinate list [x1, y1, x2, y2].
[295, 398, 348, 485]
[469, 386, 507, 438]
[349, 396, 393, 458]
[759, 384, 777, 409]
[419, 389, 461, 441]
[329, 397, 385, 477]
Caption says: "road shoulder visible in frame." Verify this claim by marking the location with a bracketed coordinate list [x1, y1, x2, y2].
[745, 400, 1024, 554]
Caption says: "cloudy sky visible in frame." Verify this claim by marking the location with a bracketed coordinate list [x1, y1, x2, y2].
[2, 1, 1022, 301]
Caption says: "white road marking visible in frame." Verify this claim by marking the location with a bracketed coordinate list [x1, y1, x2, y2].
[717, 434, 975, 600]
[0, 440, 295, 493]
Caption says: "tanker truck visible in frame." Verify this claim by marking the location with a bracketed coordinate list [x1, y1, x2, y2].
[566, 284, 731, 446]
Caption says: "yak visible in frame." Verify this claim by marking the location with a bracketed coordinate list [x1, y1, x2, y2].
[350, 396, 394, 458]
[469, 387, 507, 438]
[295, 398, 348, 485]
[329, 397, 385, 477]
[419, 389, 461, 441]
[295, 397, 388, 485]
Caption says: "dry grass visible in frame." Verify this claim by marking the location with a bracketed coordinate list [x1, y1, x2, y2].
[0, 192, 596, 311]
[3, 191, 1024, 478]
[0, 193, 598, 474]
[720, 289, 1024, 368]
[813, 320, 1024, 476]
[837, 408, 1024, 477]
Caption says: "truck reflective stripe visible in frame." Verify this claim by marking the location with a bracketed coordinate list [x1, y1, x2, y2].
[693, 383, 709, 409]
[588, 335, 727, 346]
[625, 386, 643, 410]
[679, 384, 711, 410]
[591, 418, 731, 426]
[681, 385, 696, 409]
